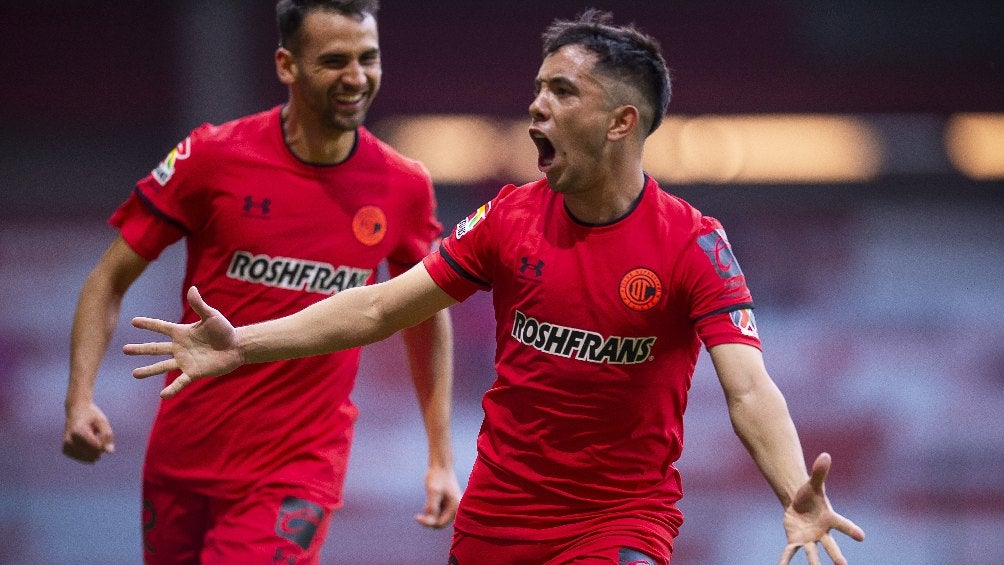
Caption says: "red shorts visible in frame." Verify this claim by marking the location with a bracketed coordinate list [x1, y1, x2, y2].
[142, 480, 335, 564]
[449, 529, 669, 565]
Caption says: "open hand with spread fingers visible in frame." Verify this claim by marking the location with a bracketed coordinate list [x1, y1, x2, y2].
[124, 286, 244, 398]
[779, 452, 866, 565]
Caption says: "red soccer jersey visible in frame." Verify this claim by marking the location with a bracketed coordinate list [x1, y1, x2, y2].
[111, 106, 441, 502]
[424, 176, 760, 555]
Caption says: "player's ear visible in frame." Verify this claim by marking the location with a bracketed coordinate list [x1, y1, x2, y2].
[275, 47, 297, 85]
[607, 104, 640, 142]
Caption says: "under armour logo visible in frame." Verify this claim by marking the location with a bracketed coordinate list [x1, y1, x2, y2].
[244, 196, 272, 216]
[519, 256, 544, 277]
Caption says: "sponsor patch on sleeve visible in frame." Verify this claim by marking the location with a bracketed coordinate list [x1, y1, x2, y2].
[455, 202, 491, 240]
[697, 227, 743, 279]
[729, 308, 759, 338]
[151, 137, 192, 186]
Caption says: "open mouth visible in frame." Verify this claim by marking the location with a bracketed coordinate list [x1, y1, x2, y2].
[530, 130, 556, 170]
[333, 92, 366, 106]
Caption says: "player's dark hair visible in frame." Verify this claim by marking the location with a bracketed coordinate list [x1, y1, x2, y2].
[542, 9, 671, 135]
[277, 0, 380, 54]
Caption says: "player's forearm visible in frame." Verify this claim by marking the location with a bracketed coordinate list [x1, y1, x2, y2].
[235, 264, 455, 366]
[235, 283, 399, 364]
[402, 309, 456, 469]
[66, 272, 127, 410]
[727, 381, 808, 508]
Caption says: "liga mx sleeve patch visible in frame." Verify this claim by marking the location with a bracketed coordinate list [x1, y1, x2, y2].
[455, 202, 491, 239]
[151, 137, 191, 186]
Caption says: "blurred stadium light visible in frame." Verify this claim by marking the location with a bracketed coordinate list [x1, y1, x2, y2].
[945, 113, 1004, 180]
[378, 113, 1003, 185]
[643, 115, 883, 184]
[378, 115, 503, 184]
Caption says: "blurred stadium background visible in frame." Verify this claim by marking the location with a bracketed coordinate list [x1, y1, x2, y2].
[1, 1, 1001, 563]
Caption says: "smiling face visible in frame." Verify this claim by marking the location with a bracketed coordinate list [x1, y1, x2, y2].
[280, 10, 382, 133]
[528, 45, 619, 195]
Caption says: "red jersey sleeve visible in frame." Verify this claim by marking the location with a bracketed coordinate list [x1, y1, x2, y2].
[684, 216, 762, 349]
[423, 186, 514, 301]
[387, 165, 442, 277]
[108, 192, 186, 261]
[110, 126, 215, 260]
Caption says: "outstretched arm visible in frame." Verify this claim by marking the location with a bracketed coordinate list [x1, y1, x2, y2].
[402, 310, 462, 528]
[125, 262, 458, 398]
[708, 343, 865, 565]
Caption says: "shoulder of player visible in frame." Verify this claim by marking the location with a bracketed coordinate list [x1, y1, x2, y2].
[494, 178, 549, 208]
[646, 182, 708, 235]
[354, 127, 437, 191]
[448, 181, 544, 239]
[657, 192, 732, 254]
[184, 108, 274, 157]
[462, 180, 549, 228]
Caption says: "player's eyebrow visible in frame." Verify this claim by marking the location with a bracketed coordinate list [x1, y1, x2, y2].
[317, 47, 380, 63]
[534, 75, 578, 93]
